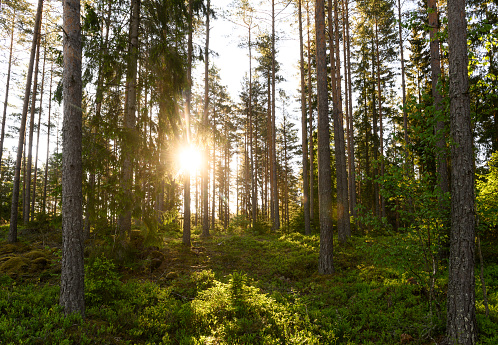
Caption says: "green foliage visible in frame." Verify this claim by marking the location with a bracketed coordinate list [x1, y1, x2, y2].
[85, 255, 123, 306]
[1, 231, 497, 344]
[477, 152, 498, 232]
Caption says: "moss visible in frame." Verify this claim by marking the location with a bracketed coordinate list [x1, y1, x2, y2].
[24, 250, 50, 261]
[0, 256, 30, 277]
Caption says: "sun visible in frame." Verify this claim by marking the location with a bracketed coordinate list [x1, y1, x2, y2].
[178, 145, 202, 175]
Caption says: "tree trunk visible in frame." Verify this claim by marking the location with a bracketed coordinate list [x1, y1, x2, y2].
[32, 47, 47, 221]
[328, 0, 351, 243]
[183, 0, 193, 246]
[60, 0, 85, 317]
[428, 0, 449, 207]
[307, 0, 314, 224]
[24, 33, 42, 224]
[446, 0, 477, 341]
[0, 13, 15, 168]
[397, 0, 408, 172]
[299, 0, 311, 235]
[271, 0, 280, 231]
[43, 63, 53, 214]
[374, 17, 385, 219]
[8, 0, 44, 243]
[202, 0, 210, 237]
[119, 0, 140, 235]
[316, 0, 334, 274]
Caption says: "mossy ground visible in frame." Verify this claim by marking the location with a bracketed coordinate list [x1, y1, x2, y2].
[0, 223, 497, 344]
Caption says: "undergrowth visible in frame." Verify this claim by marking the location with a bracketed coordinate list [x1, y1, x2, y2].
[0, 229, 497, 344]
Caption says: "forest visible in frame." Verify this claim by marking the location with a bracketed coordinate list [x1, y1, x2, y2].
[0, 0, 497, 343]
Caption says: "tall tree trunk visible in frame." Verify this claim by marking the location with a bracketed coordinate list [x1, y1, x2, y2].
[374, 17, 385, 218]
[299, 0, 311, 235]
[183, 0, 193, 246]
[307, 0, 314, 224]
[119, 0, 140, 235]
[0, 13, 15, 168]
[344, 0, 357, 220]
[316, 0, 334, 274]
[397, 0, 408, 172]
[9, 0, 44, 243]
[25, 33, 42, 224]
[271, 0, 280, 230]
[43, 62, 53, 214]
[328, 0, 350, 243]
[428, 0, 449, 206]
[32, 47, 47, 221]
[446, 0, 477, 341]
[60, 0, 85, 317]
[202, 0, 210, 237]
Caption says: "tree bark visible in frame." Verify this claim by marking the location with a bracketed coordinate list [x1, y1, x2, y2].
[428, 0, 449, 205]
[202, 0, 210, 237]
[446, 0, 477, 341]
[271, 0, 280, 231]
[397, 0, 408, 172]
[32, 47, 47, 221]
[307, 0, 314, 224]
[328, 0, 351, 243]
[43, 63, 53, 214]
[183, 0, 193, 246]
[60, 0, 85, 317]
[299, 0, 311, 235]
[24, 33, 42, 224]
[119, 0, 140, 235]
[316, 0, 334, 274]
[8, 0, 44, 243]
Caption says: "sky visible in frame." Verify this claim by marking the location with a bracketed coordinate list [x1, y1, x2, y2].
[0, 0, 304, 170]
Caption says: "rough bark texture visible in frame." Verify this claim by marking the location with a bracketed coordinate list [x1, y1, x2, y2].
[316, 0, 334, 274]
[8, 0, 44, 243]
[446, 0, 477, 342]
[60, 0, 85, 317]
[299, 0, 311, 235]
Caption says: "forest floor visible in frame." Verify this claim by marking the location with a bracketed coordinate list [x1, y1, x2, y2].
[0, 223, 497, 344]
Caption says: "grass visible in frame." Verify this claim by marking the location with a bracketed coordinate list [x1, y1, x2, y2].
[0, 224, 497, 344]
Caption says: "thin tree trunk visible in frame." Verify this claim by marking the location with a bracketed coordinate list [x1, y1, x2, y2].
[119, 0, 140, 235]
[9, 0, 43, 243]
[60, 0, 85, 316]
[428, 0, 449, 207]
[345, 0, 357, 220]
[299, 0, 310, 235]
[25, 33, 42, 224]
[202, 0, 210, 237]
[43, 62, 53, 214]
[446, 0, 477, 340]
[0, 13, 15, 168]
[271, 0, 279, 230]
[397, 0, 408, 172]
[374, 17, 385, 218]
[307, 0, 314, 224]
[316, 0, 334, 274]
[328, 0, 351, 243]
[32, 47, 47, 221]
[183, 0, 193, 246]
